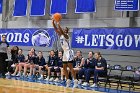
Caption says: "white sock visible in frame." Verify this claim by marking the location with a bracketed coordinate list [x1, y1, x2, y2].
[61, 76, 63, 80]
[40, 74, 43, 77]
[47, 76, 50, 79]
[79, 79, 82, 83]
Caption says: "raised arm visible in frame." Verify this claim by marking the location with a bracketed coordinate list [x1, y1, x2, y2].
[52, 20, 61, 36]
[57, 23, 69, 39]
[79, 58, 85, 68]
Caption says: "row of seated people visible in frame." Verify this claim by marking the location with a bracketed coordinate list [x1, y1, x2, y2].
[6, 47, 107, 87]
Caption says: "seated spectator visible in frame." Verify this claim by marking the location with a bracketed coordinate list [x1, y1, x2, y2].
[30, 48, 37, 57]
[5, 46, 19, 76]
[23, 51, 36, 77]
[11, 46, 19, 62]
[54, 51, 63, 82]
[73, 50, 84, 78]
[33, 51, 46, 80]
[45, 50, 57, 81]
[78, 51, 95, 86]
[11, 49, 25, 76]
[91, 52, 107, 88]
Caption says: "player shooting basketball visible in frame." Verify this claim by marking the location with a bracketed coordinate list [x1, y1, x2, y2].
[52, 14, 78, 88]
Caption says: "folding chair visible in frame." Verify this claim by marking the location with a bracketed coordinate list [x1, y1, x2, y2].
[133, 66, 140, 91]
[108, 65, 122, 89]
[119, 65, 135, 91]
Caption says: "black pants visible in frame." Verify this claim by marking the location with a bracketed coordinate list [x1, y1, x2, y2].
[7, 61, 14, 73]
[0, 52, 8, 76]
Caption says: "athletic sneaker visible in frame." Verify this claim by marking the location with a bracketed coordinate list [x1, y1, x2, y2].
[66, 79, 71, 88]
[11, 64, 16, 68]
[16, 72, 21, 76]
[54, 78, 59, 82]
[11, 73, 16, 76]
[5, 72, 10, 76]
[22, 74, 27, 78]
[73, 80, 78, 88]
[90, 83, 98, 88]
[44, 76, 49, 81]
[28, 75, 32, 79]
[78, 79, 82, 85]
[49, 77, 54, 81]
[82, 82, 89, 86]
[38, 75, 43, 80]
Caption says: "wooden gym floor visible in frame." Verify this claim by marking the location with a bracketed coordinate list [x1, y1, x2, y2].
[0, 78, 102, 93]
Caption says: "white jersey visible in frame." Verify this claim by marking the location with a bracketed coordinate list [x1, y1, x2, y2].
[60, 35, 74, 61]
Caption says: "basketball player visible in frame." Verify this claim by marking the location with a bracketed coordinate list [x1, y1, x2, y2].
[52, 19, 78, 88]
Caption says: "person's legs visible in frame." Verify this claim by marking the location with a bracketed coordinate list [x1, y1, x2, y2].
[63, 63, 72, 87]
[45, 65, 52, 80]
[78, 68, 86, 84]
[50, 67, 55, 77]
[49, 67, 55, 81]
[0, 59, 6, 77]
[74, 68, 80, 74]
[85, 68, 94, 83]
[0, 54, 7, 77]
[68, 63, 76, 80]
[63, 63, 69, 80]
[38, 66, 43, 75]
[18, 63, 25, 73]
[54, 67, 61, 82]
[78, 68, 85, 79]
[54, 67, 60, 77]
[68, 62, 78, 88]
[48, 67, 52, 77]
[94, 69, 107, 84]
[60, 68, 64, 80]
[33, 65, 37, 76]
[12, 64, 19, 75]
[23, 64, 30, 76]
[38, 66, 44, 79]
[7, 61, 14, 74]
[29, 64, 34, 76]
[90, 69, 107, 87]
[74, 67, 80, 79]
[0, 55, 3, 75]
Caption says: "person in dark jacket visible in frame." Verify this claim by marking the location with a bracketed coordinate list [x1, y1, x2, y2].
[5, 46, 19, 76]
[0, 35, 10, 78]
[34, 51, 46, 79]
[78, 51, 95, 86]
[45, 50, 57, 81]
[91, 52, 107, 88]
[11, 46, 19, 62]
[11, 49, 25, 76]
[23, 51, 36, 77]
[54, 51, 63, 82]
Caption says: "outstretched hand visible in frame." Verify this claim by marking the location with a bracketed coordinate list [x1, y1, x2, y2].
[51, 18, 60, 25]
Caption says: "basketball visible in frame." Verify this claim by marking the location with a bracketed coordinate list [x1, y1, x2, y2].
[52, 13, 62, 22]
